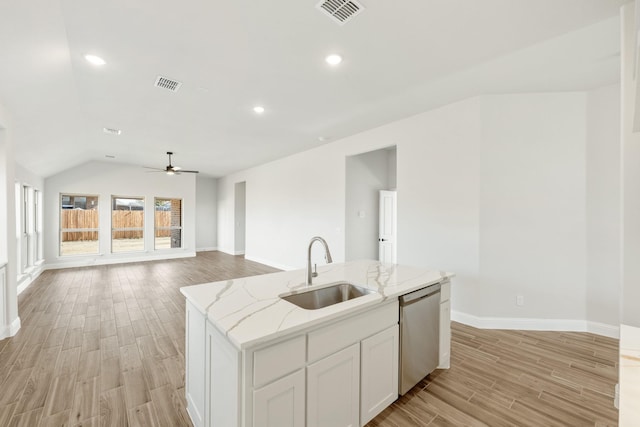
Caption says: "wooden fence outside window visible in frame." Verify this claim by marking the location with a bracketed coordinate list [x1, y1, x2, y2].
[61, 210, 173, 241]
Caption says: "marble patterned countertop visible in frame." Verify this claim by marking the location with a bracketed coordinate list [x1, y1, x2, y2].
[619, 324, 640, 426]
[180, 259, 453, 350]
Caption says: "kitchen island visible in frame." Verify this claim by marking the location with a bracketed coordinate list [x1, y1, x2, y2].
[180, 260, 453, 427]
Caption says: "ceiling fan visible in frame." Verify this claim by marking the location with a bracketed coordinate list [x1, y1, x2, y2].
[144, 151, 199, 175]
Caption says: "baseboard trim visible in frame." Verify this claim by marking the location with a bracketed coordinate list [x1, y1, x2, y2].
[587, 321, 620, 339]
[17, 265, 44, 295]
[243, 255, 296, 272]
[45, 252, 197, 270]
[0, 316, 21, 340]
[196, 246, 218, 253]
[451, 310, 619, 339]
[10, 316, 21, 335]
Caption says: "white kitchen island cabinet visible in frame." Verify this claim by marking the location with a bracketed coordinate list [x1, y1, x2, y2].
[253, 369, 305, 427]
[181, 260, 453, 427]
[360, 325, 399, 425]
[307, 343, 360, 427]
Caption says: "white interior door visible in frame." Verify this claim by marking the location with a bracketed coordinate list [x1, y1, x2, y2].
[378, 190, 397, 264]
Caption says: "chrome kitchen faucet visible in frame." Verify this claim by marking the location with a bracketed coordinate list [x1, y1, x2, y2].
[306, 236, 333, 285]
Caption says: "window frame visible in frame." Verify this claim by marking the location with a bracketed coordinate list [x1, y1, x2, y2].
[59, 193, 100, 257]
[154, 197, 183, 250]
[111, 195, 146, 253]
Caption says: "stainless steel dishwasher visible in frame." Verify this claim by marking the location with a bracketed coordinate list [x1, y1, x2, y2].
[399, 282, 441, 395]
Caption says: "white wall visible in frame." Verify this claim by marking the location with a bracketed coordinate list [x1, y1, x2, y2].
[15, 163, 44, 190]
[218, 97, 482, 294]
[44, 161, 196, 268]
[345, 148, 394, 261]
[621, 3, 640, 328]
[217, 90, 621, 334]
[0, 101, 20, 338]
[234, 182, 246, 254]
[397, 98, 482, 315]
[195, 175, 218, 251]
[479, 93, 587, 321]
[586, 84, 621, 328]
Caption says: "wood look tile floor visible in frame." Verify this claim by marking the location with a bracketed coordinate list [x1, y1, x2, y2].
[0, 252, 278, 427]
[0, 252, 619, 426]
[366, 326, 619, 427]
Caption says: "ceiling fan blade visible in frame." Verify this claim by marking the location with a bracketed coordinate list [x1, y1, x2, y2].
[144, 152, 198, 174]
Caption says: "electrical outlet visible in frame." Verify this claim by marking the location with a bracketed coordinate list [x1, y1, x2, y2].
[516, 295, 524, 306]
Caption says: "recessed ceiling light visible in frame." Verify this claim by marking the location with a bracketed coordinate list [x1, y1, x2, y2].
[325, 54, 343, 66]
[84, 54, 106, 66]
[253, 106, 265, 114]
[318, 136, 331, 142]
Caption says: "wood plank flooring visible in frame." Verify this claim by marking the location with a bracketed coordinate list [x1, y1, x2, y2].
[0, 252, 278, 426]
[367, 324, 619, 427]
[1, 252, 619, 426]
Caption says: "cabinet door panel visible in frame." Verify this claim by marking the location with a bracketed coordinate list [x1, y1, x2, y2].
[361, 325, 399, 425]
[307, 343, 360, 427]
[254, 369, 305, 427]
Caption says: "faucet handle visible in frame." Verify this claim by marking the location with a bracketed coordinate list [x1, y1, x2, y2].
[312, 263, 318, 278]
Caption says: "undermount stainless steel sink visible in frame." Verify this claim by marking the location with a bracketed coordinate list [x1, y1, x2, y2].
[281, 282, 376, 310]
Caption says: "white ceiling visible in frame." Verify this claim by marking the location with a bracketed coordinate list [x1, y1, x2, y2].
[0, 0, 629, 178]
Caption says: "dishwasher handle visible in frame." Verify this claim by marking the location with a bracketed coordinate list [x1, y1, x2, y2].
[399, 283, 441, 305]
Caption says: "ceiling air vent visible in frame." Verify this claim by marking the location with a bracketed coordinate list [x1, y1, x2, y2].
[103, 127, 121, 135]
[316, 0, 364, 25]
[154, 76, 182, 92]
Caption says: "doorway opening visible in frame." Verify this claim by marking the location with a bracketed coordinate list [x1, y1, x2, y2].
[234, 181, 246, 255]
[345, 146, 397, 262]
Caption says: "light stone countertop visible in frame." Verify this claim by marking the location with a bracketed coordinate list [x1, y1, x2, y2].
[619, 324, 640, 426]
[180, 259, 453, 350]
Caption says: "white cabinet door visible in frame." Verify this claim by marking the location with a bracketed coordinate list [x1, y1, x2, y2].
[185, 301, 205, 427]
[253, 369, 305, 427]
[438, 299, 451, 369]
[360, 325, 399, 425]
[307, 343, 360, 427]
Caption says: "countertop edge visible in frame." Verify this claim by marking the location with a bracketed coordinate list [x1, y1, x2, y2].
[181, 260, 453, 351]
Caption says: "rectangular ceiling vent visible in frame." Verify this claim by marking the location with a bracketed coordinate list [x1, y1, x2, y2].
[154, 76, 182, 92]
[103, 127, 121, 135]
[316, 0, 364, 25]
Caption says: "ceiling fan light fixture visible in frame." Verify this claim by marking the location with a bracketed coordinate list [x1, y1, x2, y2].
[144, 152, 198, 175]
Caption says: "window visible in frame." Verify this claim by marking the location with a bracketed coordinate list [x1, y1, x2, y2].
[155, 198, 182, 249]
[35, 189, 43, 261]
[60, 194, 99, 256]
[112, 196, 144, 252]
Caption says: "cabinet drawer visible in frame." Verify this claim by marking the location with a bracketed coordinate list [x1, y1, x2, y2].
[253, 335, 306, 388]
[307, 300, 398, 363]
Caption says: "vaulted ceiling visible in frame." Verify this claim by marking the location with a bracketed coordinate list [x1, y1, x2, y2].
[0, 0, 629, 177]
